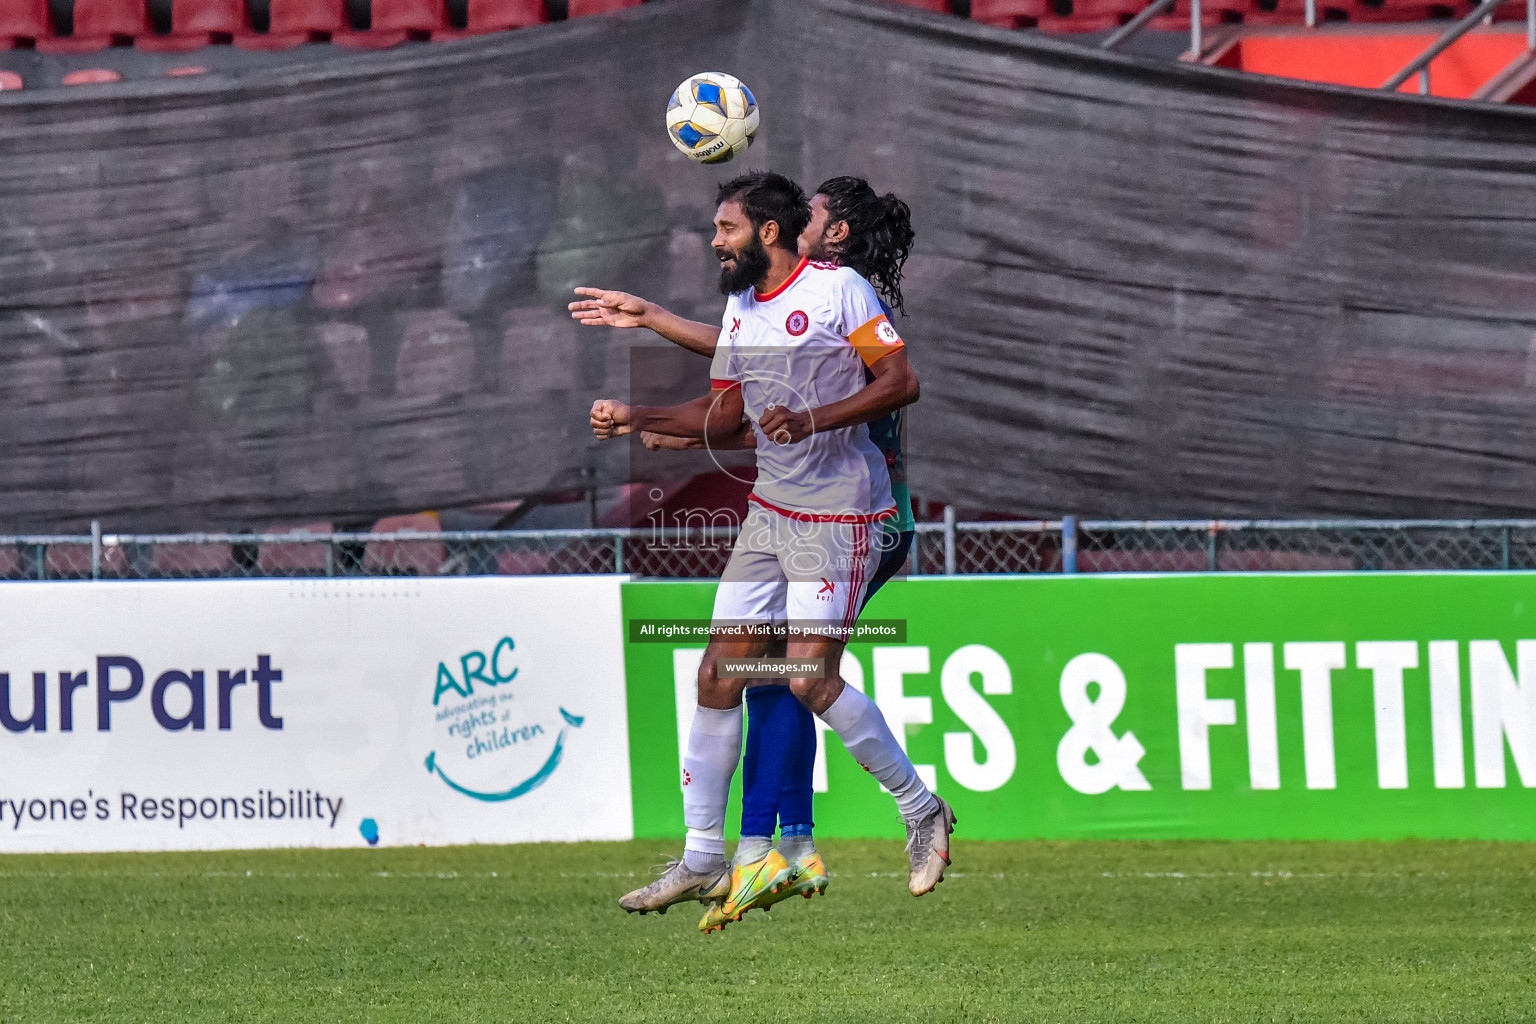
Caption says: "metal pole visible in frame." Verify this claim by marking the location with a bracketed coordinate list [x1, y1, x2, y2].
[1502, 526, 1512, 570]
[1207, 524, 1220, 571]
[1101, 0, 1178, 51]
[1305, 0, 1316, 27]
[91, 520, 101, 580]
[1419, 67, 1431, 94]
[614, 534, 624, 575]
[1062, 516, 1079, 574]
[943, 506, 957, 576]
[1382, 0, 1506, 90]
[1191, 0, 1202, 58]
[326, 541, 335, 577]
[1527, 0, 1533, 50]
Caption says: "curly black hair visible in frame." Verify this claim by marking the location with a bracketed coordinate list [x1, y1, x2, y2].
[716, 171, 810, 253]
[815, 175, 915, 315]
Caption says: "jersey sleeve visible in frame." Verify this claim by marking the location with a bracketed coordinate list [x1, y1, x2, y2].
[710, 304, 741, 391]
[839, 274, 906, 368]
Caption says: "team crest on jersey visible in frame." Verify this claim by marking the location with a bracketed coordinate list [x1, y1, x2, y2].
[786, 310, 809, 336]
[876, 319, 902, 346]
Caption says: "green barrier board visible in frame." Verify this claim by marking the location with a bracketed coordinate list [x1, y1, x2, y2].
[622, 574, 1536, 840]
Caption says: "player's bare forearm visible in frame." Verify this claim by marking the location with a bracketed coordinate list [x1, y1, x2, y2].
[642, 432, 706, 451]
[817, 350, 918, 431]
[630, 390, 745, 443]
[645, 306, 721, 357]
[642, 419, 752, 450]
[762, 352, 918, 443]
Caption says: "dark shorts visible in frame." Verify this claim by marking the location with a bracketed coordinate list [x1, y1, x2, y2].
[860, 528, 914, 611]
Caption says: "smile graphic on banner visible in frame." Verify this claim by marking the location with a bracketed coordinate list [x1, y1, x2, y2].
[425, 709, 585, 802]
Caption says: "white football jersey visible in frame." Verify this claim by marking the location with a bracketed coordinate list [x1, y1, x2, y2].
[709, 259, 906, 521]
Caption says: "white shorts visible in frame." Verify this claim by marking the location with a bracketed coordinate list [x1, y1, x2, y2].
[711, 502, 884, 636]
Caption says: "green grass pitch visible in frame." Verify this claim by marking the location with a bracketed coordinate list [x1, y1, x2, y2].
[0, 839, 1531, 1022]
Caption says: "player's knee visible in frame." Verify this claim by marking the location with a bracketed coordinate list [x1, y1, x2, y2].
[696, 657, 734, 705]
[696, 652, 719, 691]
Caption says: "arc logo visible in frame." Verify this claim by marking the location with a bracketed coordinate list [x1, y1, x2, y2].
[422, 635, 584, 803]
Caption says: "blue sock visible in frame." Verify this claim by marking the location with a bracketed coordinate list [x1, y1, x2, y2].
[741, 685, 798, 840]
[777, 695, 817, 834]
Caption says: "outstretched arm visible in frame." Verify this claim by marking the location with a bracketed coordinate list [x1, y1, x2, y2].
[759, 351, 919, 445]
[569, 288, 721, 357]
[591, 389, 745, 444]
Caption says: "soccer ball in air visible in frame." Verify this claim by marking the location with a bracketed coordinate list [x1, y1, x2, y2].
[665, 72, 759, 165]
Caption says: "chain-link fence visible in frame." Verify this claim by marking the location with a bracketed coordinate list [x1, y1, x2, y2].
[1, 518, 1534, 580]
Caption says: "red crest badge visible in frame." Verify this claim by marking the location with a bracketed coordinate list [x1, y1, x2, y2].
[785, 311, 809, 336]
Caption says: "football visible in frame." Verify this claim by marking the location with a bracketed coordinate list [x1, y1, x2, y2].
[665, 72, 759, 165]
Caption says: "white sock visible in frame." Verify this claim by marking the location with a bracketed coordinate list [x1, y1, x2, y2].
[818, 685, 938, 820]
[778, 833, 815, 861]
[681, 704, 742, 872]
[734, 835, 773, 866]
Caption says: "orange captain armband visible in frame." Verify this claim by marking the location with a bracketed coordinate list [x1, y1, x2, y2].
[847, 315, 905, 367]
[711, 379, 741, 392]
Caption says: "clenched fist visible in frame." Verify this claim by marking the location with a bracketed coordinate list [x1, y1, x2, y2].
[590, 399, 634, 440]
[759, 405, 813, 446]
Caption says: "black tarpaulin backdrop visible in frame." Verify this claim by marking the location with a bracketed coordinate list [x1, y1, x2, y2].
[3, 0, 1536, 530]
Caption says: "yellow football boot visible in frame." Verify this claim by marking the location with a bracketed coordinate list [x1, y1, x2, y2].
[698, 849, 794, 934]
[760, 850, 829, 908]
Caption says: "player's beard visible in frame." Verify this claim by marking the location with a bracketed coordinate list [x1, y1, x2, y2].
[717, 235, 772, 295]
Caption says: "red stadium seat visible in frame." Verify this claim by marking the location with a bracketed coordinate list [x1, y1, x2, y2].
[566, 0, 637, 15]
[61, 67, 124, 82]
[364, 513, 446, 576]
[45, 543, 129, 579]
[332, 0, 444, 47]
[137, 0, 242, 49]
[970, 0, 1049, 26]
[1038, 0, 1140, 32]
[433, 0, 542, 36]
[1242, 0, 1347, 23]
[234, 0, 344, 48]
[150, 541, 233, 577]
[0, 70, 23, 88]
[1148, 0, 1239, 31]
[1344, 0, 1445, 20]
[1077, 548, 1209, 573]
[1219, 550, 1353, 571]
[0, 0, 50, 46]
[258, 523, 333, 574]
[37, 0, 149, 51]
